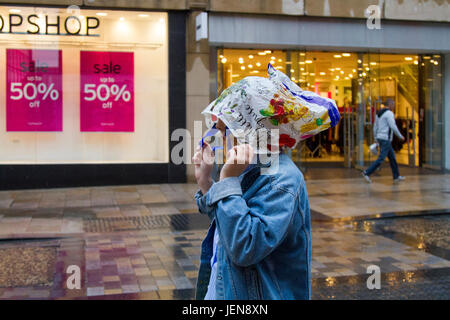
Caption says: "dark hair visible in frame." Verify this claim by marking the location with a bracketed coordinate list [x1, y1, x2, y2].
[384, 98, 395, 108]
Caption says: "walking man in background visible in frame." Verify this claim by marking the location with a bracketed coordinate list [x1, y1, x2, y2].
[362, 98, 406, 183]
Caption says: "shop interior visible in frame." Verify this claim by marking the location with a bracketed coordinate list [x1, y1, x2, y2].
[217, 49, 442, 169]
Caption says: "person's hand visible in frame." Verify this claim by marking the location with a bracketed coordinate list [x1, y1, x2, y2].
[192, 143, 215, 194]
[220, 144, 254, 181]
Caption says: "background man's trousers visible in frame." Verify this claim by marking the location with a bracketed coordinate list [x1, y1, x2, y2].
[364, 139, 400, 179]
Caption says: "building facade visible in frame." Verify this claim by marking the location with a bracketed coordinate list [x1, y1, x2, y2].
[0, 0, 448, 189]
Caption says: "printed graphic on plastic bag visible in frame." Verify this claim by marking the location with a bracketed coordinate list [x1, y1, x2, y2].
[202, 64, 340, 153]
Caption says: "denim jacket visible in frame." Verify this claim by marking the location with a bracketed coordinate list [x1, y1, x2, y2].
[194, 154, 311, 300]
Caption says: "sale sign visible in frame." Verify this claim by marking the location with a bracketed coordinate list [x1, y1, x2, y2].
[6, 49, 63, 131]
[80, 51, 134, 132]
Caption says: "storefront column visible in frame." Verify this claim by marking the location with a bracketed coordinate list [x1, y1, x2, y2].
[186, 11, 211, 182]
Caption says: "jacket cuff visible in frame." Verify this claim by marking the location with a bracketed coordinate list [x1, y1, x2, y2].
[206, 177, 243, 206]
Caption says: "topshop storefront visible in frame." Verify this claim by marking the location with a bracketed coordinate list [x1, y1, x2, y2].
[0, 6, 186, 189]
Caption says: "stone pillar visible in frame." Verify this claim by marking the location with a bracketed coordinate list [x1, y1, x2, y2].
[186, 10, 212, 182]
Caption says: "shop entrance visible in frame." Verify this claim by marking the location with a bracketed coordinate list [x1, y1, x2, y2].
[216, 49, 443, 170]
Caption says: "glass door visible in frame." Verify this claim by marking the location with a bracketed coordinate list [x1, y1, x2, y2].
[352, 53, 380, 168]
[419, 54, 444, 170]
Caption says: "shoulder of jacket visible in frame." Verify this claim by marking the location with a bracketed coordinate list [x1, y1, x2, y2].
[267, 155, 304, 197]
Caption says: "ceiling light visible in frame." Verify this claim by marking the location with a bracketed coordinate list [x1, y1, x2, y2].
[96, 12, 108, 16]
[340, 71, 344, 74]
[358, 59, 362, 64]
[404, 57, 413, 61]
[255, 62, 261, 67]
[248, 64, 253, 69]
[265, 50, 272, 54]
[271, 56, 276, 60]
[258, 52, 266, 56]
[239, 57, 244, 64]
[278, 59, 283, 62]
[370, 62, 377, 65]
[300, 53, 306, 56]
[241, 66, 245, 70]
[138, 14, 149, 18]
[305, 60, 312, 64]
[299, 61, 305, 65]
[414, 61, 418, 65]
[290, 69, 294, 73]
[310, 73, 315, 76]
[334, 54, 342, 58]
[248, 55, 254, 59]
[9, 9, 21, 13]
[119, 17, 125, 21]
[221, 57, 227, 63]
[349, 74, 353, 78]
[342, 53, 351, 57]
[320, 72, 326, 76]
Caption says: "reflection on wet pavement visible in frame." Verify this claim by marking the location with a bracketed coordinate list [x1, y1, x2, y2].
[369, 215, 450, 252]
[0, 179, 449, 300]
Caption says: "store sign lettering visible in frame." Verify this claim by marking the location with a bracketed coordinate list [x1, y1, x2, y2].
[20, 61, 48, 73]
[0, 14, 100, 36]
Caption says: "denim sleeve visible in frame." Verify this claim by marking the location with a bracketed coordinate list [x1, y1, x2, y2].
[209, 177, 297, 267]
[195, 189, 215, 220]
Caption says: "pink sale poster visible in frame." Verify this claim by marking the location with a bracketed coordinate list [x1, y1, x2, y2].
[6, 49, 63, 132]
[80, 51, 134, 132]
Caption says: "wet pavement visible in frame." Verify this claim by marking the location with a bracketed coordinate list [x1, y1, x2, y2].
[0, 174, 449, 300]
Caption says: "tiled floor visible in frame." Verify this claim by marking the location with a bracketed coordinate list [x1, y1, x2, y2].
[0, 173, 449, 299]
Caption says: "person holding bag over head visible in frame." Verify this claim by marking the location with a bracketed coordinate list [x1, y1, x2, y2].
[192, 65, 340, 300]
